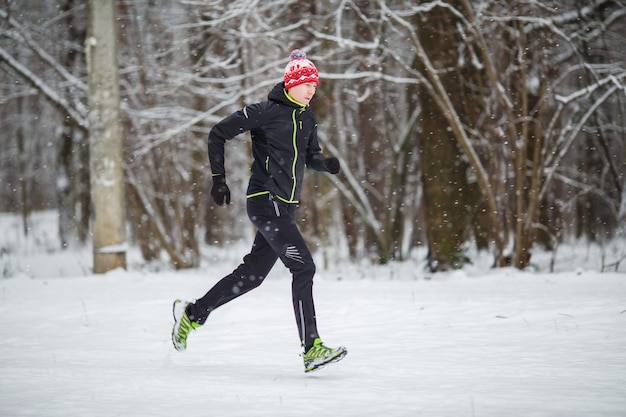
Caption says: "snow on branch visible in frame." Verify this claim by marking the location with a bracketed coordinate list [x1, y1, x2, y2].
[541, 83, 622, 201]
[555, 71, 626, 104]
[130, 78, 278, 157]
[321, 71, 419, 84]
[308, 29, 380, 50]
[0, 47, 88, 131]
[317, 131, 381, 232]
[524, 0, 621, 32]
[0, 9, 87, 95]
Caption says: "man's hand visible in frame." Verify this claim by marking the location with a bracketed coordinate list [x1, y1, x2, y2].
[323, 157, 340, 174]
[211, 176, 231, 206]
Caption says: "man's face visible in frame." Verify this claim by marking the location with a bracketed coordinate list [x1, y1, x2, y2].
[287, 82, 317, 105]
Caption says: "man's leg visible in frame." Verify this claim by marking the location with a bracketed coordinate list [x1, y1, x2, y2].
[250, 197, 320, 350]
[187, 231, 278, 324]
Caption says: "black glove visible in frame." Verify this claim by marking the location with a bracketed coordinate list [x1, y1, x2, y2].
[323, 157, 340, 174]
[211, 176, 231, 206]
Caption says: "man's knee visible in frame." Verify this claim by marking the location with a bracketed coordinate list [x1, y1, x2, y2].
[282, 243, 315, 277]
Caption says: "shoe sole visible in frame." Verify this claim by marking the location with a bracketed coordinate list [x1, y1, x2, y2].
[171, 299, 188, 351]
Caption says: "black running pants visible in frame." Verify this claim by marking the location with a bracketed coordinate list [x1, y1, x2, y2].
[190, 194, 320, 350]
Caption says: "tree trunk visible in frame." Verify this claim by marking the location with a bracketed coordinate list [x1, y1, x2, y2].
[16, 96, 30, 237]
[58, 0, 90, 248]
[419, 93, 470, 271]
[87, 0, 127, 273]
[417, 2, 472, 272]
[57, 121, 73, 249]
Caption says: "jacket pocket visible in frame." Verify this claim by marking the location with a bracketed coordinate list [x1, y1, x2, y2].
[270, 194, 281, 217]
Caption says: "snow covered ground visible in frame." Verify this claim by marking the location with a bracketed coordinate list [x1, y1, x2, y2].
[1, 212, 625, 417]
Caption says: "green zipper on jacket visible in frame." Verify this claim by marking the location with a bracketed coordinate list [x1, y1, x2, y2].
[289, 109, 299, 202]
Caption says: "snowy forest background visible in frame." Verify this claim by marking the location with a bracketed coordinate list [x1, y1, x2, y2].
[1, 0, 626, 274]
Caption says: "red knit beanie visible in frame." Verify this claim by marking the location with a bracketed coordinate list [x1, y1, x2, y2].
[283, 49, 319, 90]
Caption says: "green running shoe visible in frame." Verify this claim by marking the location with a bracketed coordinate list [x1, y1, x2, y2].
[302, 338, 347, 373]
[172, 299, 201, 351]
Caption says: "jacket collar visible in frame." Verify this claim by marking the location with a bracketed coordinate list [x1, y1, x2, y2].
[268, 82, 308, 110]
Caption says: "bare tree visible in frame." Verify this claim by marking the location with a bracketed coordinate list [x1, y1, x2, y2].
[0, 1, 89, 247]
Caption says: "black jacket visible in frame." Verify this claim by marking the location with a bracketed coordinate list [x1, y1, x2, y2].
[208, 82, 327, 203]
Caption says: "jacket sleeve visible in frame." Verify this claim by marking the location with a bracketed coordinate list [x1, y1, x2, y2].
[305, 123, 327, 172]
[208, 104, 263, 178]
